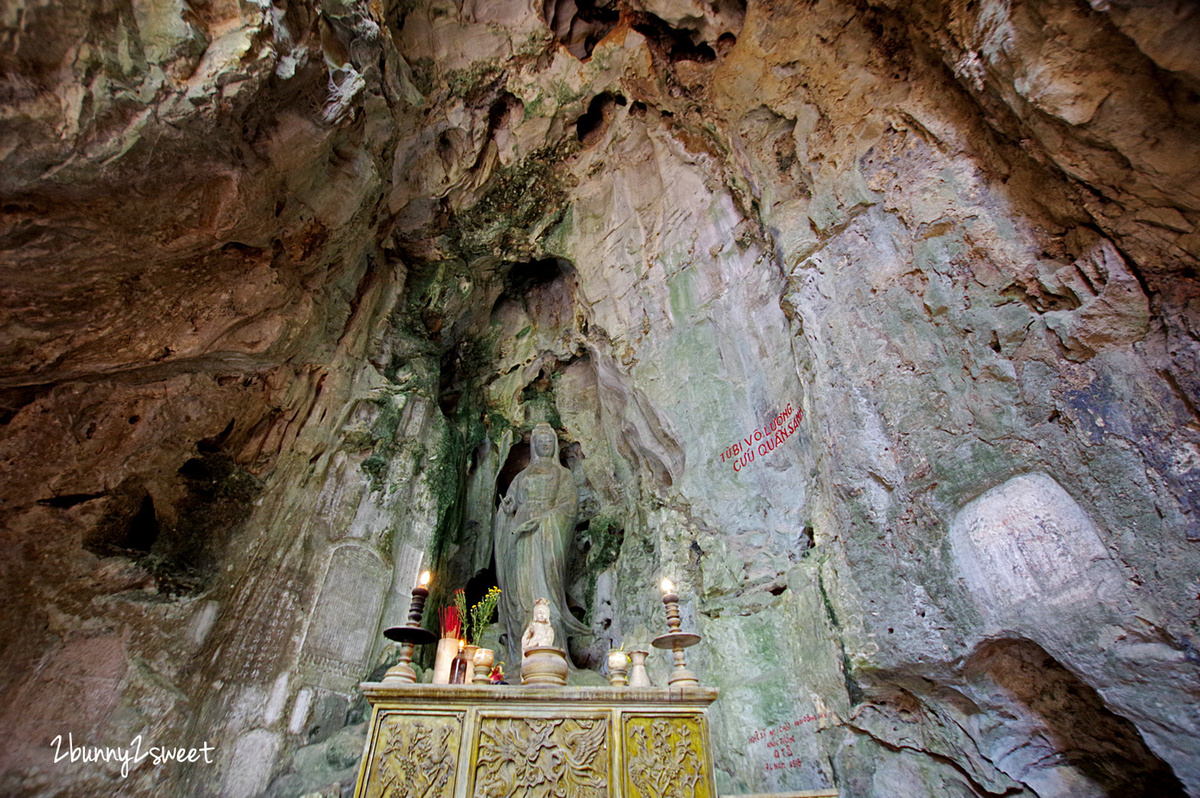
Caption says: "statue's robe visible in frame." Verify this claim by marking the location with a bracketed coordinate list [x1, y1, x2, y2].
[494, 433, 589, 666]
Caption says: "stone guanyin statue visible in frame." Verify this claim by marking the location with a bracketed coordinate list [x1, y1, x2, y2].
[495, 422, 589, 666]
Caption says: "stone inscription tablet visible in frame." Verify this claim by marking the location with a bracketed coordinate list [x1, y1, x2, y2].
[300, 544, 389, 691]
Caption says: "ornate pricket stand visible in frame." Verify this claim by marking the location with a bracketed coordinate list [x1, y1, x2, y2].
[381, 571, 437, 684]
[652, 578, 701, 687]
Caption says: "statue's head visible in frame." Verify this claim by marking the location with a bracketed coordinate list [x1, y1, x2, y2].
[533, 597, 550, 622]
[530, 422, 558, 460]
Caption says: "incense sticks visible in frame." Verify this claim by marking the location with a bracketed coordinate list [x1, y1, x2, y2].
[439, 605, 461, 640]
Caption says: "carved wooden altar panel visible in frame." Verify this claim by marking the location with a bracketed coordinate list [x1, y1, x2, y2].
[354, 685, 718, 798]
[472, 714, 610, 798]
[360, 710, 464, 798]
[623, 715, 712, 798]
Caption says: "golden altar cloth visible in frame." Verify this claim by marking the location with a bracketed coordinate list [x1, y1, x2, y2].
[353, 683, 719, 798]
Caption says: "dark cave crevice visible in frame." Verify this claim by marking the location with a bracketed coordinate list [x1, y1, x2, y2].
[575, 92, 618, 147]
[503, 256, 568, 297]
[964, 638, 1186, 796]
[630, 13, 717, 64]
[83, 479, 160, 558]
[37, 491, 107, 509]
[542, 0, 619, 61]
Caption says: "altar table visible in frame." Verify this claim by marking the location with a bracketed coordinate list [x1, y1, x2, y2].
[353, 683, 720, 798]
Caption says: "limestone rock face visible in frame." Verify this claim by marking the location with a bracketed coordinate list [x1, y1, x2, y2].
[2, 0, 1199, 796]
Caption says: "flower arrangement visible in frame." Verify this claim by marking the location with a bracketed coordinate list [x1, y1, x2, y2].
[438, 586, 501, 644]
[453, 589, 468, 635]
[469, 586, 501, 644]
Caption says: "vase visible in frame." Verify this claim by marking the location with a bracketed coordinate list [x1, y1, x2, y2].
[607, 650, 629, 687]
[628, 650, 652, 688]
[520, 646, 568, 687]
[474, 647, 494, 682]
[432, 637, 459, 685]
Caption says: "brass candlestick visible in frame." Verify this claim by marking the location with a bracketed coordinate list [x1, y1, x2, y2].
[652, 578, 701, 687]
[382, 571, 437, 684]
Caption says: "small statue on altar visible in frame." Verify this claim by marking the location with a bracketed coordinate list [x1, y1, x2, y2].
[521, 598, 555, 653]
[519, 598, 568, 686]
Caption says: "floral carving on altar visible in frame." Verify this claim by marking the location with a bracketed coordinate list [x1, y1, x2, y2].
[624, 717, 710, 798]
[366, 713, 462, 798]
[473, 716, 609, 798]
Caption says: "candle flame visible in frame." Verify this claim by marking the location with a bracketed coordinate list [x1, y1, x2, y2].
[661, 577, 674, 593]
[419, 570, 431, 587]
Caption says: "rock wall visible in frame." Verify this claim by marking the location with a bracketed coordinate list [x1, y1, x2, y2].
[1, 0, 1199, 796]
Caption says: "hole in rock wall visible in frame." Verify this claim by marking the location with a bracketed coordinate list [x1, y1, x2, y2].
[542, 0, 619, 60]
[125, 494, 161, 552]
[560, 439, 585, 472]
[487, 93, 523, 138]
[439, 345, 467, 417]
[496, 441, 531, 498]
[84, 479, 160, 556]
[461, 561, 501, 645]
[503, 256, 566, 297]
[79, 447, 261, 597]
[988, 330, 1002, 353]
[576, 92, 619, 146]
[0, 385, 42, 426]
[630, 12, 717, 63]
[499, 257, 578, 344]
[965, 638, 1186, 795]
[464, 561, 499, 611]
[37, 491, 106, 509]
[163, 453, 261, 587]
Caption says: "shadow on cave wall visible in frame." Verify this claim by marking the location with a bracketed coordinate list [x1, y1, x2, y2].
[964, 638, 1185, 796]
[76, 425, 262, 597]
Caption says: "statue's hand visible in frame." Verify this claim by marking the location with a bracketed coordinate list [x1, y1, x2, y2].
[515, 520, 538, 535]
[501, 495, 516, 514]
